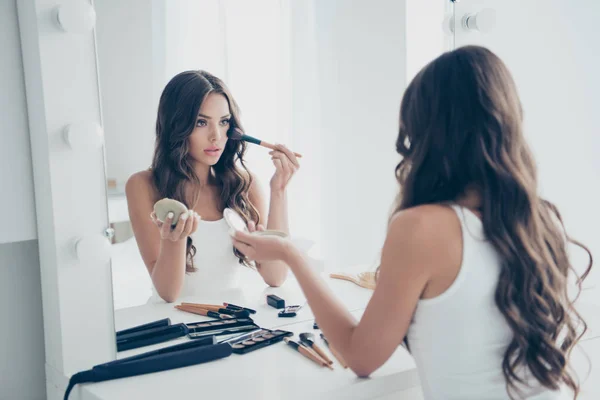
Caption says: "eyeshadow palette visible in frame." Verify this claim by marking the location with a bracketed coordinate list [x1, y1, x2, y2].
[186, 318, 259, 340]
[226, 328, 293, 354]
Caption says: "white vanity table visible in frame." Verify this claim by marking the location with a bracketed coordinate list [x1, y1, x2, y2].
[77, 270, 421, 400]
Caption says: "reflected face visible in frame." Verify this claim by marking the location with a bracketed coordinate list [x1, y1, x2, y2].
[188, 93, 231, 166]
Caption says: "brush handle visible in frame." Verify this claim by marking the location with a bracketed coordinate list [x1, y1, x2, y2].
[181, 303, 248, 318]
[242, 134, 302, 158]
[286, 339, 327, 367]
[329, 273, 361, 286]
[328, 345, 348, 369]
[320, 333, 349, 369]
[175, 305, 232, 319]
[311, 343, 334, 365]
[329, 273, 376, 290]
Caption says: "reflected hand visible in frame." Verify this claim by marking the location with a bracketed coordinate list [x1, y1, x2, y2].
[269, 144, 300, 193]
[247, 220, 266, 234]
[150, 210, 200, 242]
[230, 229, 292, 263]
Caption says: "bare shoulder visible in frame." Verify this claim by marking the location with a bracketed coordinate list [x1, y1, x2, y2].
[388, 204, 460, 237]
[244, 169, 264, 198]
[384, 204, 462, 272]
[125, 170, 158, 203]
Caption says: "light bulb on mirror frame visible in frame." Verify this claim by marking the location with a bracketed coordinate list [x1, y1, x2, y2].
[73, 234, 112, 266]
[54, 1, 97, 34]
[63, 121, 104, 152]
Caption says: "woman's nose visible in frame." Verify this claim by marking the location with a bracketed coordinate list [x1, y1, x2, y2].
[209, 124, 222, 141]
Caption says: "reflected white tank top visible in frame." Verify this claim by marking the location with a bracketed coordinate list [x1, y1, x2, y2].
[406, 205, 563, 400]
[148, 211, 246, 302]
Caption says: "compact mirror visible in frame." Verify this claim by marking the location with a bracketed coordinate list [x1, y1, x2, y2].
[223, 208, 249, 233]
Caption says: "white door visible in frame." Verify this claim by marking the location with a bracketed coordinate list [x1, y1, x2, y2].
[453, 0, 600, 303]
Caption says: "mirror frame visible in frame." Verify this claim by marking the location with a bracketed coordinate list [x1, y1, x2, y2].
[17, 1, 116, 399]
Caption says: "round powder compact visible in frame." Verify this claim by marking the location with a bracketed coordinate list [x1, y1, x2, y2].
[253, 230, 288, 238]
[153, 198, 189, 226]
[223, 208, 248, 233]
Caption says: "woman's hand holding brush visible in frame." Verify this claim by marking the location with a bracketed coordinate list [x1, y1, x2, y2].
[269, 144, 300, 193]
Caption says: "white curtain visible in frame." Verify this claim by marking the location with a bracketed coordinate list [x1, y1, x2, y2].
[161, 0, 326, 261]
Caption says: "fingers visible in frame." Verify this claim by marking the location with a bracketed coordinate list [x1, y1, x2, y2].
[190, 211, 200, 234]
[270, 150, 296, 178]
[271, 152, 291, 175]
[161, 212, 174, 238]
[274, 144, 300, 169]
[150, 212, 164, 229]
[159, 210, 200, 241]
[256, 224, 266, 232]
[231, 229, 254, 244]
[232, 239, 255, 259]
[272, 157, 284, 174]
[171, 212, 188, 239]
[248, 220, 256, 233]
[181, 211, 196, 237]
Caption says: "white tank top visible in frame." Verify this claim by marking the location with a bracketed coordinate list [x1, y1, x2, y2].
[406, 205, 562, 400]
[148, 210, 249, 302]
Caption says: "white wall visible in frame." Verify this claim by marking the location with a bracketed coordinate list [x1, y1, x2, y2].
[0, 241, 46, 400]
[454, 0, 600, 294]
[95, 0, 158, 187]
[0, 1, 46, 399]
[96, 0, 229, 188]
[313, 0, 407, 269]
[0, 0, 38, 244]
[406, 0, 453, 82]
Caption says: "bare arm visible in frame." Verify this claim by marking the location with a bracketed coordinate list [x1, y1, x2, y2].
[125, 172, 199, 302]
[249, 174, 290, 287]
[232, 206, 459, 376]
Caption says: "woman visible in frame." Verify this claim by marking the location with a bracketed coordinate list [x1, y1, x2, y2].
[230, 46, 592, 399]
[126, 70, 299, 303]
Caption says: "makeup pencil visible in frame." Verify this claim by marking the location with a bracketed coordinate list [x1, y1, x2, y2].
[223, 302, 257, 314]
[180, 303, 249, 318]
[175, 305, 233, 319]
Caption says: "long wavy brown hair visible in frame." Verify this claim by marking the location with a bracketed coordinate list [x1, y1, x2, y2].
[151, 70, 259, 272]
[391, 46, 592, 398]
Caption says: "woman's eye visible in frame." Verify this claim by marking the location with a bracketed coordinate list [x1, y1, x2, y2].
[196, 119, 207, 127]
[220, 119, 230, 126]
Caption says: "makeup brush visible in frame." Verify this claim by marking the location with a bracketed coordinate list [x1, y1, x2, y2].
[284, 338, 332, 370]
[175, 305, 233, 320]
[319, 333, 349, 369]
[180, 303, 250, 318]
[228, 127, 302, 158]
[299, 332, 333, 365]
[329, 271, 377, 290]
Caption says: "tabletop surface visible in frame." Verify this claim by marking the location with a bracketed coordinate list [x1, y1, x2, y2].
[79, 268, 420, 400]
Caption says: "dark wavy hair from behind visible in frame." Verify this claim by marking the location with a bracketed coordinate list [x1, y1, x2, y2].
[151, 70, 259, 272]
[390, 46, 592, 398]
